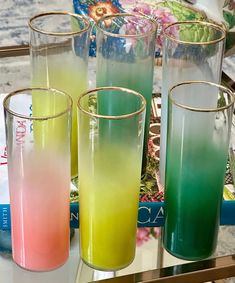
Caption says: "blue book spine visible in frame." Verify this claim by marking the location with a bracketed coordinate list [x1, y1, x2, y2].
[0, 204, 10, 230]
[1, 201, 235, 230]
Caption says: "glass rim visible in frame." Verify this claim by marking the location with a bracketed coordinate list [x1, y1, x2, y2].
[163, 20, 226, 45]
[28, 11, 91, 36]
[77, 86, 146, 119]
[169, 81, 235, 112]
[3, 87, 73, 120]
[96, 12, 158, 38]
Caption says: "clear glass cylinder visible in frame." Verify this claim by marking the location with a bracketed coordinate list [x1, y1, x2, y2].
[159, 21, 226, 186]
[163, 81, 234, 260]
[29, 12, 91, 182]
[77, 87, 146, 271]
[3, 88, 72, 271]
[96, 13, 157, 174]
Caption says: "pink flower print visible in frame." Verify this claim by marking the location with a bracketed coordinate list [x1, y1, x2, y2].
[228, 0, 235, 10]
[119, 16, 153, 36]
[119, 0, 137, 8]
[132, 4, 178, 48]
[119, 16, 155, 52]
[152, 227, 161, 238]
[136, 227, 151, 246]
[132, 2, 152, 15]
[152, 8, 179, 48]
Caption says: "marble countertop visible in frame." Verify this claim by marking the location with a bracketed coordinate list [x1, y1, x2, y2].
[0, 0, 73, 46]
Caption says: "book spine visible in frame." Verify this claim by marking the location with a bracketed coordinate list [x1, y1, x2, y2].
[1, 201, 235, 230]
[70, 202, 165, 229]
[0, 204, 10, 230]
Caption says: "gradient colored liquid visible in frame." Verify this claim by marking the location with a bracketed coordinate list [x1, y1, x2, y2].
[8, 151, 70, 271]
[79, 144, 141, 270]
[164, 138, 227, 260]
[32, 53, 88, 178]
[96, 57, 154, 170]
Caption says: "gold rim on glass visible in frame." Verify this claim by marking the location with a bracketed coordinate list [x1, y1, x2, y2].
[163, 20, 226, 45]
[28, 11, 91, 36]
[4, 87, 73, 120]
[96, 13, 158, 38]
[78, 86, 146, 119]
[169, 80, 235, 112]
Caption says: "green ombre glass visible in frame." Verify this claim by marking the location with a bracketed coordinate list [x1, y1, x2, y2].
[163, 81, 234, 260]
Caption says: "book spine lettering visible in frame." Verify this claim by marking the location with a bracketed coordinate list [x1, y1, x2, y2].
[1, 201, 235, 230]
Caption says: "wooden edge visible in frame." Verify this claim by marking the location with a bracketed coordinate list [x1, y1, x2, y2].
[0, 45, 29, 57]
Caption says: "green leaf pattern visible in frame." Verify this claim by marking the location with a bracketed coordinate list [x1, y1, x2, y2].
[223, 0, 235, 29]
[223, 10, 235, 29]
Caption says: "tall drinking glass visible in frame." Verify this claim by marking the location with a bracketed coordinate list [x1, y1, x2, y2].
[78, 87, 146, 270]
[96, 13, 157, 174]
[159, 21, 226, 185]
[4, 88, 72, 271]
[29, 12, 91, 183]
[163, 81, 234, 260]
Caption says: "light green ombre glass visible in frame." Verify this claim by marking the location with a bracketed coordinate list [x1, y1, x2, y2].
[159, 21, 226, 186]
[29, 11, 91, 182]
[96, 13, 157, 174]
[163, 81, 234, 260]
[77, 87, 146, 271]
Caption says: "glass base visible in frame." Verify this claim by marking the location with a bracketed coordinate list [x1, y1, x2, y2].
[164, 244, 214, 261]
[81, 257, 134, 272]
[13, 256, 68, 272]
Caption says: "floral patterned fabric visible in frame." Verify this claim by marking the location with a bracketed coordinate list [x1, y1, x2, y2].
[73, 0, 124, 56]
[73, 0, 207, 57]
[223, 0, 235, 29]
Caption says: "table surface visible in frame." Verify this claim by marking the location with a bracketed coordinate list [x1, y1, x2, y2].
[1, 0, 235, 282]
